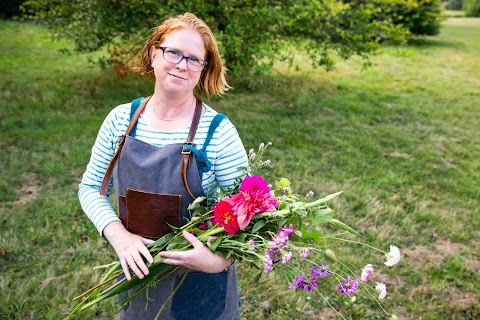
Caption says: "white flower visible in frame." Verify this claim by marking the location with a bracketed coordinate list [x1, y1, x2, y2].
[361, 264, 374, 282]
[384, 245, 401, 267]
[375, 282, 387, 300]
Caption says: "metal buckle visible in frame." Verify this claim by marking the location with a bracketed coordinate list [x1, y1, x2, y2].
[182, 142, 193, 155]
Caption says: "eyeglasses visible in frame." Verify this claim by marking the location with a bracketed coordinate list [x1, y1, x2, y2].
[158, 46, 208, 72]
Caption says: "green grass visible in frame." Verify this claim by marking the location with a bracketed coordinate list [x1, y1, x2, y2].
[1, 17, 479, 320]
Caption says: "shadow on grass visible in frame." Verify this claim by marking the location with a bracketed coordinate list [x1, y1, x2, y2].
[407, 37, 465, 50]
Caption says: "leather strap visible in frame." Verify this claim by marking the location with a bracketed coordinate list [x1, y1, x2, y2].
[181, 97, 203, 199]
[100, 96, 152, 195]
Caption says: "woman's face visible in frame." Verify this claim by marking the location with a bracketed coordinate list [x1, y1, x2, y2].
[150, 28, 206, 97]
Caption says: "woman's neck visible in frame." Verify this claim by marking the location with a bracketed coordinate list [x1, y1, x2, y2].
[151, 92, 194, 112]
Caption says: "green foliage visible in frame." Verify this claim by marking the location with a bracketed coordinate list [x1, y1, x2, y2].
[464, 0, 480, 16]
[0, 0, 24, 18]
[20, 0, 408, 79]
[377, 0, 444, 36]
[446, 0, 463, 10]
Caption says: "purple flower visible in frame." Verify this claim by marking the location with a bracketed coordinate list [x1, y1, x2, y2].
[300, 248, 311, 261]
[311, 263, 331, 279]
[271, 224, 295, 248]
[337, 276, 359, 295]
[361, 264, 374, 283]
[267, 247, 282, 263]
[289, 273, 318, 291]
[263, 253, 273, 273]
[282, 251, 293, 264]
[248, 239, 256, 252]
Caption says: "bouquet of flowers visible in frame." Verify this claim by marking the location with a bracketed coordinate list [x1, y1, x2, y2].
[68, 142, 401, 319]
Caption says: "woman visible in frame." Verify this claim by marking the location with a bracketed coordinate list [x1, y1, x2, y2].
[78, 12, 247, 320]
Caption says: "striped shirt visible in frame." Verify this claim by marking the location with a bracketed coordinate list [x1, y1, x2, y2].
[78, 100, 248, 235]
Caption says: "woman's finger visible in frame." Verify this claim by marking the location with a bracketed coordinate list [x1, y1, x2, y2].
[126, 256, 144, 279]
[138, 244, 154, 264]
[120, 259, 132, 281]
[141, 237, 155, 245]
[182, 230, 202, 248]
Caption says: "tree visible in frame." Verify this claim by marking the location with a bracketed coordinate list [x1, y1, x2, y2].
[463, 0, 480, 16]
[21, 0, 436, 79]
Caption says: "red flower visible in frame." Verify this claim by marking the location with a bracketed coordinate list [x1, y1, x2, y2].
[212, 200, 240, 235]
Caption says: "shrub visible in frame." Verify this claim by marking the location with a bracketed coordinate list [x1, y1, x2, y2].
[20, 0, 410, 79]
[0, 0, 24, 18]
[463, 0, 480, 16]
[378, 0, 444, 36]
[446, 0, 463, 10]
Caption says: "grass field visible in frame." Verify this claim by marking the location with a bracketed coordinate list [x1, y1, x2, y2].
[1, 15, 479, 320]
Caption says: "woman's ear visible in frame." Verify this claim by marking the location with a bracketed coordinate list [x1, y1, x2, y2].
[149, 46, 156, 65]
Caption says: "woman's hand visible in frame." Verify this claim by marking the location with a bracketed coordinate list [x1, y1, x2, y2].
[103, 221, 154, 281]
[159, 231, 232, 273]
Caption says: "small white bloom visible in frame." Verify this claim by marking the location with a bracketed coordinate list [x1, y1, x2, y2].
[375, 282, 387, 299]
[259, 142, 265, 150]
[361, 264, 374, 282]
[306, 191, 314, 198]
[248, 148, 255, 155]
[294, 230, 303, 237]
[385, 245, 401, 267]
[249, 152, 256, 160]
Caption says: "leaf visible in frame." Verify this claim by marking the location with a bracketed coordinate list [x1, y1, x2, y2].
[150, 232, 175, 248]
[253, 270, 263, 283]
[187, 196, 206, 211]
[207, 237, 223, 252]
[235, 232, 248, 242]
[309, 207, 334, 225]
[251, 220, 267, 233]
[292, 227, 324, 243]
[329, 219, 361, 236]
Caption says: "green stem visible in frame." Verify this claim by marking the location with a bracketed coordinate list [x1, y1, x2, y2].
[328, 236, 386, 254]
[253, 191, 343, 220]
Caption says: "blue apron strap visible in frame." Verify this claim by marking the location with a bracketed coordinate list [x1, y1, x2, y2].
[184, 113, 227, 175]
[129, 97, 144, 138]
[202, 113, 227, 152]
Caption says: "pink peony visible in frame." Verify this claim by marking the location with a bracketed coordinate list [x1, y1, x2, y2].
[225, 191, 278, 230]
[240, 176, 271, 194]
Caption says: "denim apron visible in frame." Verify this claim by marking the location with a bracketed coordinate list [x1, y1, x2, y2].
[112, 97, 240, 320]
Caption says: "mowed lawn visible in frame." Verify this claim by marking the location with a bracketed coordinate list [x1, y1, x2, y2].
[1, 16, 479, 320]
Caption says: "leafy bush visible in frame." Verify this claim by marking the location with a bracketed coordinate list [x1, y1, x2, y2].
[0, 0, 24, 18]
[378, 0, 444, 36]
[18, 1, 444, 79]
[446, 0, 463, 10]
[463, 0, 480, 16]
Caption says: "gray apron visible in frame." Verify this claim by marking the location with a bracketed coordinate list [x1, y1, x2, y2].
[112, 98, 240, 320]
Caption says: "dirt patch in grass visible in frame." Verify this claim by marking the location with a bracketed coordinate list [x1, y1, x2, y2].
[403, 238, 467, 268]
[440, 286, 477, 311]
[12, 173, 42, 206]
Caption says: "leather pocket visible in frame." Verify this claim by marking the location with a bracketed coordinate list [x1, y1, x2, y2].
[120, 189, 182, 239]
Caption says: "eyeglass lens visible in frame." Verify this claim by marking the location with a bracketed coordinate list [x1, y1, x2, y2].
[162, 47, 206, 71]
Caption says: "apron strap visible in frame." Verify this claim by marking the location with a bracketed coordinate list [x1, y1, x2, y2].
[181, 97, 203, 199]
[100, 96, 152, 195]
[183, 113, 227, 174]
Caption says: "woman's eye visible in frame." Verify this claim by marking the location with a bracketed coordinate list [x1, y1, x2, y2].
[167, 49, 180, 56]
[190, 57, 200, 63]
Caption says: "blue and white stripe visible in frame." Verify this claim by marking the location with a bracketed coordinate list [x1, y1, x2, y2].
[78, 101, 248, 235]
